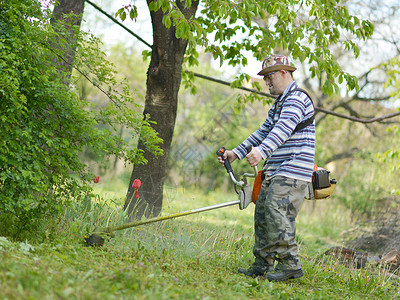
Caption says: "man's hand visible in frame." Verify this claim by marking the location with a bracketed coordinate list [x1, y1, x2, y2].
[217, 150, 238, 165]
[246, 147, 262, 167]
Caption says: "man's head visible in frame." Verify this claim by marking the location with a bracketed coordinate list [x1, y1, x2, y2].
[258, 55, 296, 95]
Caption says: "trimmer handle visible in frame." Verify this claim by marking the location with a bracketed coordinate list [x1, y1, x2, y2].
[217, 145, 258, 189]
[244, 145, 259, 178]
[217, 145, 253, 174]
[216, 147, 233, 174]
[245, 145, 252, 154]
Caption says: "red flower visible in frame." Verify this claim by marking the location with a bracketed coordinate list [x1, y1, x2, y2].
[132, 179, 141, 190]
[93, 176, 100, 183]
[132, 179, 141, 199]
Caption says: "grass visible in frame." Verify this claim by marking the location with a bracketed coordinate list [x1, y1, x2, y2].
[0, 184, 399, 299]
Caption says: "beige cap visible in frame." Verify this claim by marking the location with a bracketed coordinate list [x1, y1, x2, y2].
[257, 55, 296, 76]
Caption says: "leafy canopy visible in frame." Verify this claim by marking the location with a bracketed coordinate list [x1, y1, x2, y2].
[120, 0, 373, 99]
[0, 0, 162, 239]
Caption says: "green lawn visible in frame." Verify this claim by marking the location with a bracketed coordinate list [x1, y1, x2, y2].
[0, 187, 398, 299]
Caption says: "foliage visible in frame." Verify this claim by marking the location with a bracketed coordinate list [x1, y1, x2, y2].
[112, 0, 400, 217]
[168, 60, 264, 189]
[381, 55, 400, 170]
[312, 104, 400, 217]
[0, 0, 162, 240]
[382, 54, 400, 99]
[73, 42, 150, 175]
[121, 0, 374, 97]
[0, 188, 399, 299]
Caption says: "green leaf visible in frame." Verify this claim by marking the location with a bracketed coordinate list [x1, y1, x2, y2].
[185, 0, 192, 9]
[163, 15, 172, 28]
[115, 8, 124, 18]
[129, 7, 138, 20]
[120, 11, 126, 21]
[338, 74, 343, 84]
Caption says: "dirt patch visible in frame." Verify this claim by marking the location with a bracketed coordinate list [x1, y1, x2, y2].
[324, 246, 400, 275]
[325, 197, 400, 273]
[346, 226, 400, 254]
[345, 197, 400, 255]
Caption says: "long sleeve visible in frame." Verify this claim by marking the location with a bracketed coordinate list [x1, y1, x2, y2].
[233, 82, 315, 182]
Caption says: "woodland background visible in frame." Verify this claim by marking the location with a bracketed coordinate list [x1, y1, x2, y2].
[80, 0, 400, 252]
[0, 0, 400, 298]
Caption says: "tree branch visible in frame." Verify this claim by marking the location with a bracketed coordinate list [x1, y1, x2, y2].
[325, 147, 360, 164]
[186, 71, 274, 98]
[86, 0, 400, 125]
[315, 107, 400, 123]
[85, 0, 152, 48]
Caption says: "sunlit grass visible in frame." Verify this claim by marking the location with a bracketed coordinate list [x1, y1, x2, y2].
[1, 184, 399, 299]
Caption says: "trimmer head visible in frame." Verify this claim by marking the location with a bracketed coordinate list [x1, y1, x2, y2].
[84, 226, 115, 246]
[84, 234, 105, 246]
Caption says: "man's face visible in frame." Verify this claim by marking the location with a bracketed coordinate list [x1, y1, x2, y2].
[263, 70, 284, 95]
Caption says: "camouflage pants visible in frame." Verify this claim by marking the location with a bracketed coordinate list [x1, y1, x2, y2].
[252, 175, 307, 271]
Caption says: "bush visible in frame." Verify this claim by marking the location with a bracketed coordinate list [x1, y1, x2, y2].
[0, 0, 161, 240]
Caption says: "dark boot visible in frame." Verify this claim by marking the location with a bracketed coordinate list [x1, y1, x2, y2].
[238, 265, 273, 277]
[266, 269, 304, 282]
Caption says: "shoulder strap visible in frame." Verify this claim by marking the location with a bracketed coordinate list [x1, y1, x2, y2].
[275, 87, 315, 132]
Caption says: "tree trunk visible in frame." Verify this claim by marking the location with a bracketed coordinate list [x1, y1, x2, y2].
[124, 1, 199, 219]
[50, 0, 85, 83]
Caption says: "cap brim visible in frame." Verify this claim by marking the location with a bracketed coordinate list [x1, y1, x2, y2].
[257, 65, 297, 76]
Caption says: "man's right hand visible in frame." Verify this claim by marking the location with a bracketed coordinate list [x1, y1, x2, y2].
[217, 150, 238, 165]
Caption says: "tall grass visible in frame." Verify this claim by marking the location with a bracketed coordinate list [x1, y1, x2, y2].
[0, 185, 398, 299]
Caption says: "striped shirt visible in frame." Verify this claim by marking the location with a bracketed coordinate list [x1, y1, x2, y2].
[233, 81, 315, 182]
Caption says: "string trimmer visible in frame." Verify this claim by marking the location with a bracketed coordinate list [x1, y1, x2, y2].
[85, 146, 257, 246]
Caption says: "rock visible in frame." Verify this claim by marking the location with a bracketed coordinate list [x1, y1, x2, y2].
[378, 249, 400, 272]
[324, 247, 369, 269]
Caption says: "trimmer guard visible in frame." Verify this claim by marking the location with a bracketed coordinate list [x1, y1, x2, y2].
[239, 183, 253, 210]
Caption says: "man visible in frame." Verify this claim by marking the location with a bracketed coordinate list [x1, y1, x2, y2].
[218, 55, 315, 282]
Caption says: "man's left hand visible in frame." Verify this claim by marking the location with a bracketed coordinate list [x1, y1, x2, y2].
[246, 147, 263, 167]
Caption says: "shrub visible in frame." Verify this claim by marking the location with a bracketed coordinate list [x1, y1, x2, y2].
[0, 0, 161, 240]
